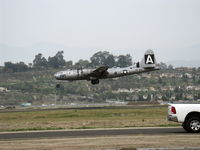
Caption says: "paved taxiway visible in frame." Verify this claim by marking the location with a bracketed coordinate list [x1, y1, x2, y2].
[0, 127, 185, 140]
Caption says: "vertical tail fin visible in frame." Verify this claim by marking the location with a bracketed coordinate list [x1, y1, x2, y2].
[141, 49, 157, 69]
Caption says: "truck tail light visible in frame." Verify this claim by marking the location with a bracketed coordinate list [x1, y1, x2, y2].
[171, 106, 176, 114]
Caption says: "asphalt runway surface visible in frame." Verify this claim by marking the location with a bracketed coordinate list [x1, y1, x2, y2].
[0, 127, 186, 140]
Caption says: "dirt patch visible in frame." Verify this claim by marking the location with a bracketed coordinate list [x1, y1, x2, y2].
[0, 134, 200, 150]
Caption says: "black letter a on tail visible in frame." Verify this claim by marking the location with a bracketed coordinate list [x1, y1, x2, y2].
[145, 54, 155, 64]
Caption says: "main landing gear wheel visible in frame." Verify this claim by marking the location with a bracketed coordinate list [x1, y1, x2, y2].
[56, 84, 61, 88]
[91, 79, 99, 85]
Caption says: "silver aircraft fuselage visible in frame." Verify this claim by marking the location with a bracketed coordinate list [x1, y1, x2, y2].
[54, 49, 160, 84]
[54, 65, 159, 81]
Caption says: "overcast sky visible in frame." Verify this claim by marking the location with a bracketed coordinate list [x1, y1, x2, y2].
[0, 0, 200, 65]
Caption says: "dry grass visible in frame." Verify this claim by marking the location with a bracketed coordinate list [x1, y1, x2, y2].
[0, 106, 178, 131]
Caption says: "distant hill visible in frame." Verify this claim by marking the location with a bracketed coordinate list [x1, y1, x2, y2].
[167, 60, 200, 68]
[157, 44, 200, 68]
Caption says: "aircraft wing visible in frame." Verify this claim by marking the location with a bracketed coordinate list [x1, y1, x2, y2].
[90, 66, 109, 77]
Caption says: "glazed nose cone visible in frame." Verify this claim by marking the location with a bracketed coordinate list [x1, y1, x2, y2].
[54, 72, 60, 79]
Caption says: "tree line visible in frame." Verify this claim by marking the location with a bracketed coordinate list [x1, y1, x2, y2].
[2, 51, 133, 73]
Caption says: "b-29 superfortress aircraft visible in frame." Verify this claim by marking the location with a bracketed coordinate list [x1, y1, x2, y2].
[54, 49, 160, 85]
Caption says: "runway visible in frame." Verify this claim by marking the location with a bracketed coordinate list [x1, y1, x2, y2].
[0, 127, 186, 140]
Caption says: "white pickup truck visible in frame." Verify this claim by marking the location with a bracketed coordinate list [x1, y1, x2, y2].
[168, 104, 200, 133]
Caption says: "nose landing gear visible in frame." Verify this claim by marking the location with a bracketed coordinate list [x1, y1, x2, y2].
[91, 79, 99, 85]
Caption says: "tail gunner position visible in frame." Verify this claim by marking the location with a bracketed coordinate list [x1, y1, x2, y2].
[54, 50, 160, 85]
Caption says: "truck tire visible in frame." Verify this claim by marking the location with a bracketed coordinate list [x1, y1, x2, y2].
[185, 116, 200, 133]
[182, 123, 190, 132]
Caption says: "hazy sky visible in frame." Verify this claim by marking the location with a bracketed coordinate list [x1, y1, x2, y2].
[0, 0, 200, 65]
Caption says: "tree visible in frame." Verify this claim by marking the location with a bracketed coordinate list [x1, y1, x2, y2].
[16, 62, 29, 72]
[159, 62, 168, 69]
[48, 56, 59, 68]
[0, 66, 3, 73]
[48, 51, 66, 68]
[116, 54, 132, 67]
[33, 53, 48, 68]
[90, 51, 109, 67]
[90, 51, 117, 67]
[74, 59, 90, 68]
[4, 61, 28, 72]
[168, 64, 174, 70]
[65, 61, 73, 69]
[104, 55, 115, 67]
[4, 62, 14, 72]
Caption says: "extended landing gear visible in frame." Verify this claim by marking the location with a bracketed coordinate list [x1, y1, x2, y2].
[91, 79, 99, 85]
[56, 84, 61, 89]
[55, 84, 64, 90]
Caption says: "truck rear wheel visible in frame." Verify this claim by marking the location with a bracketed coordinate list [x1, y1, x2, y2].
[182, 123, 189, 132]
[185, 117, 200, 133]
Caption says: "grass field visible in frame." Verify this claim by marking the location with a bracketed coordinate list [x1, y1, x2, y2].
[0, 106, 179, 132]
